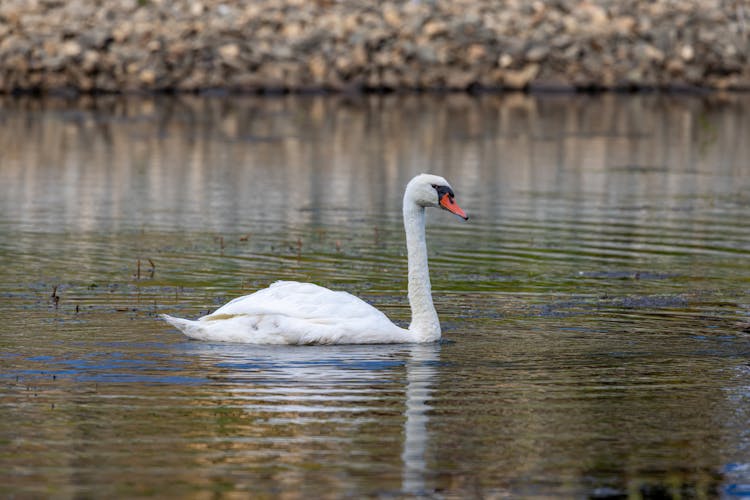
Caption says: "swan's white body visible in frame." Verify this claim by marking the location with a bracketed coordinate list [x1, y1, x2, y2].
[162, 173, 468, 344]
[163, 281, 411, 344]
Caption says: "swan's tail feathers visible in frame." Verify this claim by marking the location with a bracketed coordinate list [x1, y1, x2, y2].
[161, 314, 203, 340]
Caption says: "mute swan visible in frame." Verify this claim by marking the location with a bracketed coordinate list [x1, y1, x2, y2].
[161, 173, 468, 344]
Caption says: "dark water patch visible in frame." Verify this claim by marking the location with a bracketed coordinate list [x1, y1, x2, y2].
[601, 294, 690, 309]
[532, 294, 692, 320]
[72, 373, 208, 384]
[234, 134, 297, 143]
[608, 164, 669, 173]
[577, 270, 675, 280]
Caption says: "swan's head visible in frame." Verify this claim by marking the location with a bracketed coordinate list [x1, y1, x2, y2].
[405, 173, 468, 220]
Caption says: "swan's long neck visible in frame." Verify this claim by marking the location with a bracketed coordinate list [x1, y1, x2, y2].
[403, 198, 441, 342]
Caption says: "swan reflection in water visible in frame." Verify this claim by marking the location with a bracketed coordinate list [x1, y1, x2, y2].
[401, 343, 438, 494]
[182, 341, 440, 495]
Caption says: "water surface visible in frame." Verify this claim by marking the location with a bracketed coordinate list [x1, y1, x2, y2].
[1, 94, 750, 498]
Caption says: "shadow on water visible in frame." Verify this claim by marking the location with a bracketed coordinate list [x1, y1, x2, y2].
[1, 93, 750, 497]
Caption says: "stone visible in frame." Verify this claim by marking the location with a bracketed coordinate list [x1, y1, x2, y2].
[382, 4, 401, 28]
[498, 53, 513, 68]
[613, 16, 636, 34]
[666, 59, 684, 74]
[140, 68, 156, 85]
[466, 44, 486, 64]
[503, 63, 539, 88]
[446, 70, 475, 89]
[381, 68, 400, 88]
[308, 55, 327, 81]
[422, 20, 447, 38]
[62, 40, 82, 57]
[190, 2, 204, 16]
[416, 45, 438, 64]
[526, 46, 548, 62]
[82, 50, 99, 72]
[218, 43, 239, 61]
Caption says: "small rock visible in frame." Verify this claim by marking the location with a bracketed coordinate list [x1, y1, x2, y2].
[526, 46, 549, 62]
[503, 63, 539, 88]
[352, 44, 367, 66]
[62, 40, 82, 57]
[216, 4, 232, 17]
[446, 70, 475, 89]
[381, 68, 400, 88]
[498, 53, 513, 68]
[680, 45, 695, 61]
[190, 2, 204, 16]
[666, 59, 684, 74]
[579, 2, 608, 28]
[140, 69, 156, 85]
[422, 20, 447, 38]
[308, 55, 327, 81]
[82, 50, 99, 72]
[382, 4, 401, 28]
[613, 16, 636, 34]
[283, 22, 303, 39]
[639, 43, 665, 63]
[218, 43, 240, 61]
[466, 44, 486, 64]
[416, 45, 438, 63]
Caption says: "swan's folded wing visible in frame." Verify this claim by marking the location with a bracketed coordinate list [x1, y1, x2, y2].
[203, 281, 391, 323]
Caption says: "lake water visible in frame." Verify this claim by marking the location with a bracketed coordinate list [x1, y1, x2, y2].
[1, 93, 750, 498]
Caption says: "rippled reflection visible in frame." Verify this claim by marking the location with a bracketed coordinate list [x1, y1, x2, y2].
[182, 341, 440, 495]
[2, 94, 750, 234]
[401, 344, 438, 495]
[1, 94, 750, 498]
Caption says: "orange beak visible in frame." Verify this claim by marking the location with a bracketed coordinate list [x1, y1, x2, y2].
[439, 193, 468, 220]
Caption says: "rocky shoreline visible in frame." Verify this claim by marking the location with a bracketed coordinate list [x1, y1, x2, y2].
[1, 0, 749, 94]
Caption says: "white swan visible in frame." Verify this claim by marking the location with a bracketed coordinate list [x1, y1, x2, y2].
[161, 173, 468, 344]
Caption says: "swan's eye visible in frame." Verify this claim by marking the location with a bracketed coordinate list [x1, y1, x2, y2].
[433, 184, 455, 200]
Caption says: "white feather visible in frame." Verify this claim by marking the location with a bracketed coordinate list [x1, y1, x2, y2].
[162, 281, 409, 344]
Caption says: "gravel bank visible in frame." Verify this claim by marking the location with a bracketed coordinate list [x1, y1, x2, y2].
[1, 0, 749, 93]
